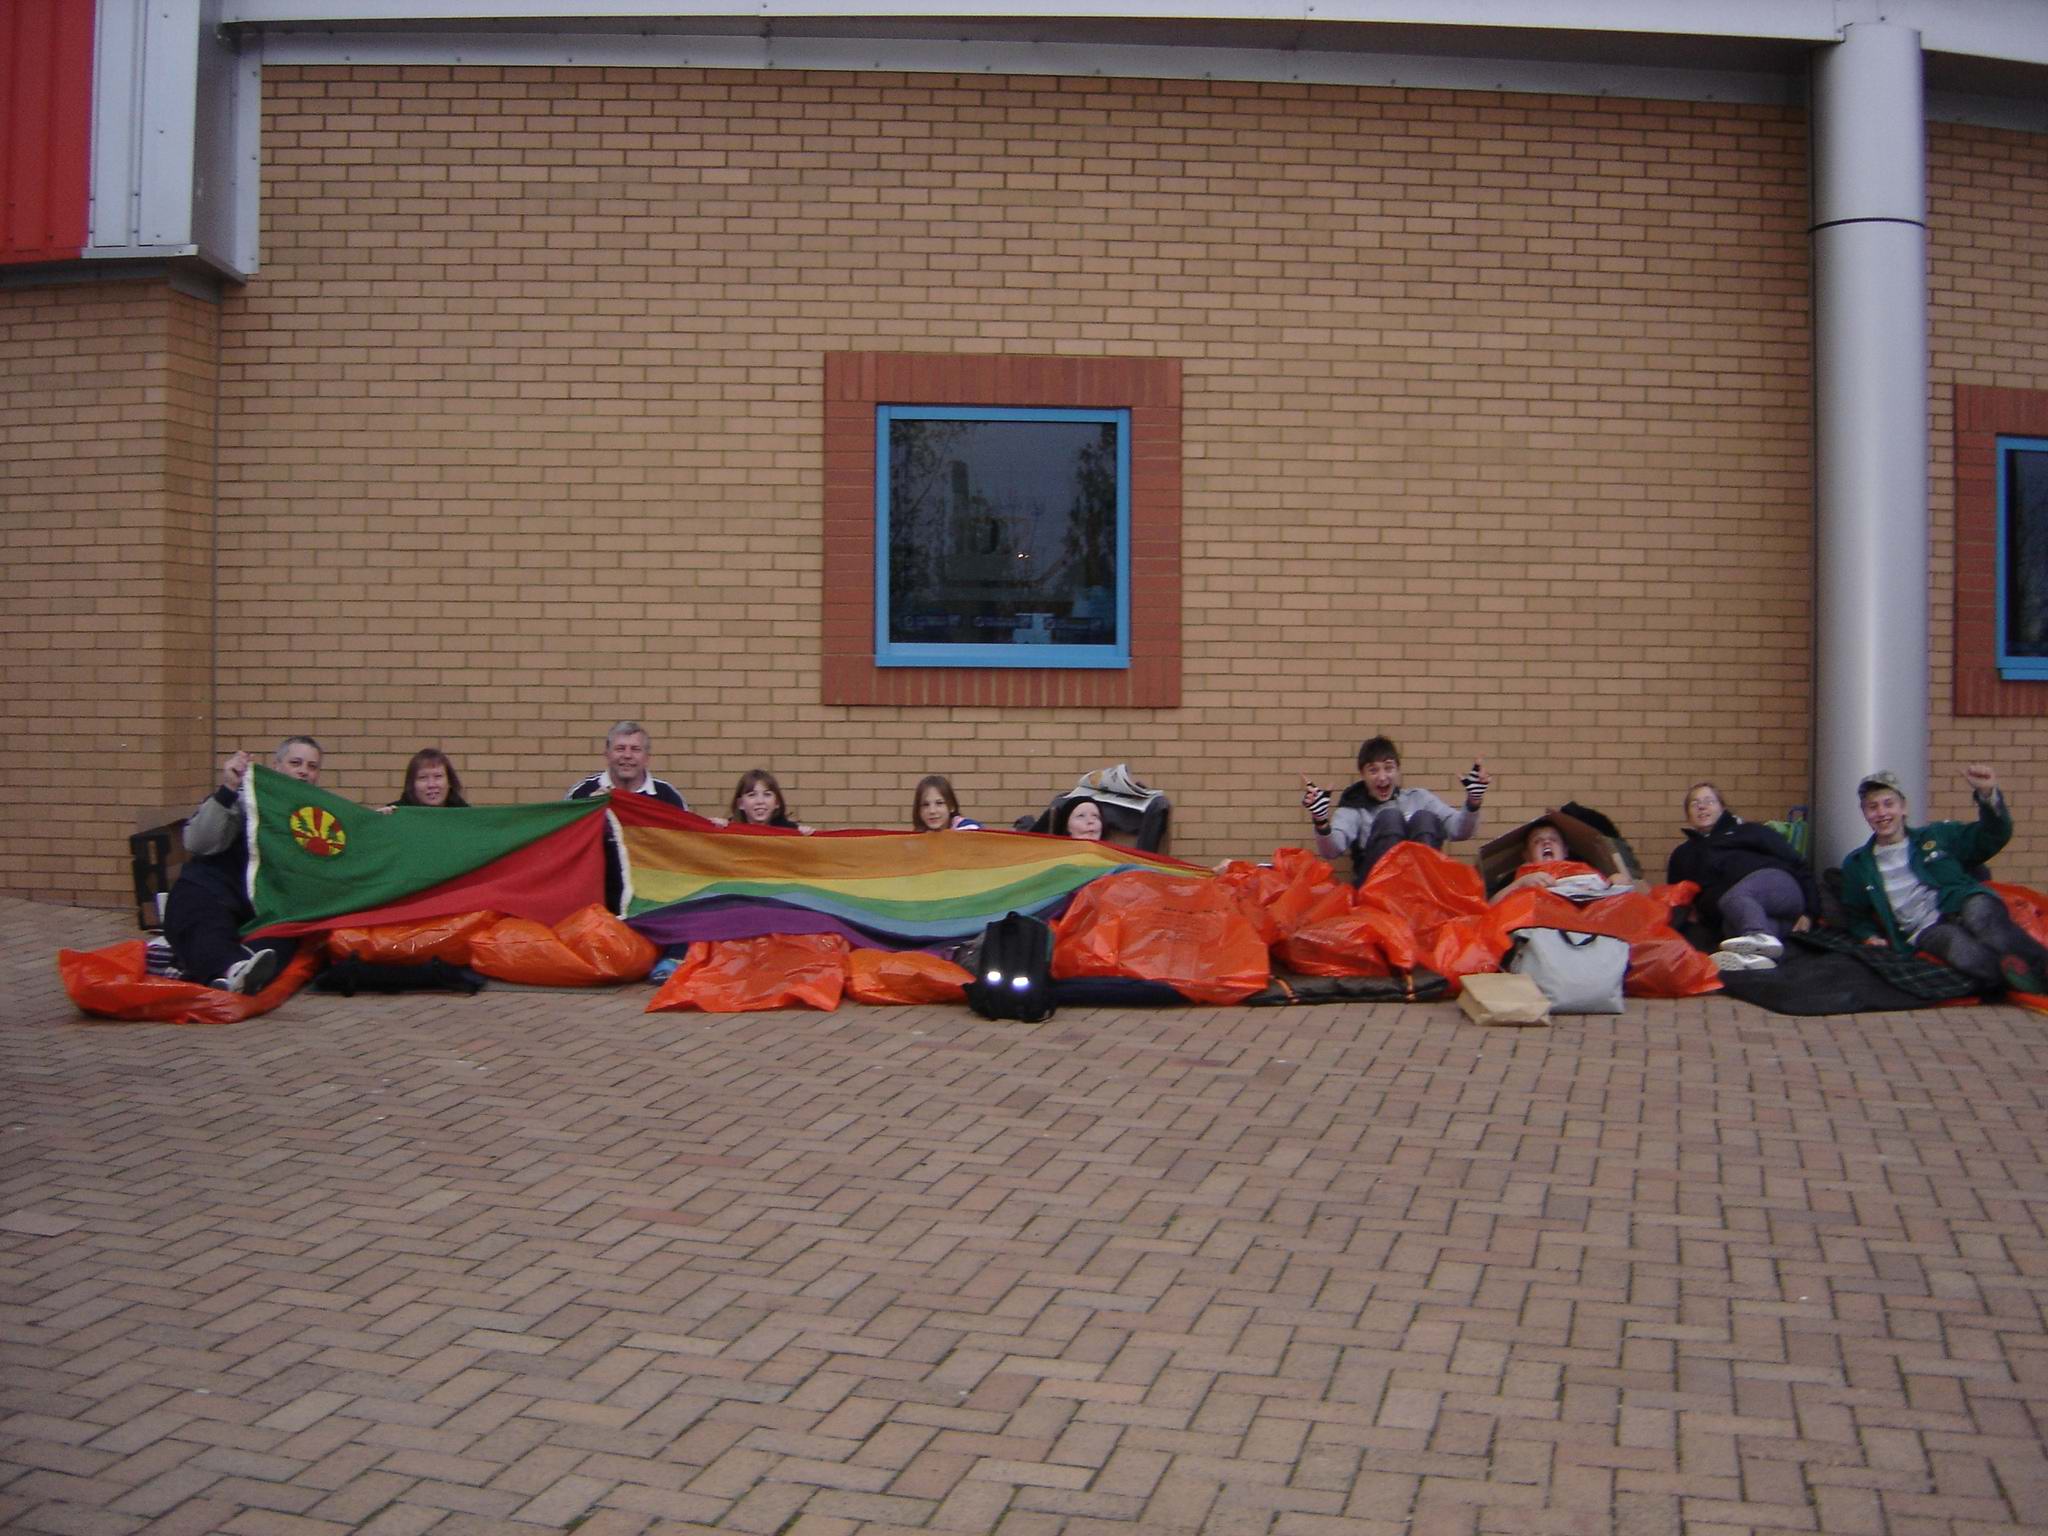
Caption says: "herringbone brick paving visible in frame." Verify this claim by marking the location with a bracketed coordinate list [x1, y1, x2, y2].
[5, 896, 2048, 1534]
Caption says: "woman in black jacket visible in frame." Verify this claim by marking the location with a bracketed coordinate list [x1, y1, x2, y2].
[1666, 783, 1818, 971]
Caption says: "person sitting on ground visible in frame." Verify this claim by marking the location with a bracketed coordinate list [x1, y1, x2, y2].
[568, 721, 687, 911]
[162, 736, 322, 994]
[1840, 765, 2048, 994]
[1056, 796, 1107, 842]
[912, 774, 982, 831]
[1665, 781, 1816, 971]
[709, 769, 815, 834]
[379, 747, 470, 812]
[1493, 819, 1633, 900]
[1303, 736, 1491, 884]
[565, 720, 688, 808]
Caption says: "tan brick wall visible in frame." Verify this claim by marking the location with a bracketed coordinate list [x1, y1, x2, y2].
[26, 75, 2045, 904]
[0, 280, 217, 905]
[1929, 122, 2048, 878]
[196, 66, 1819, 884]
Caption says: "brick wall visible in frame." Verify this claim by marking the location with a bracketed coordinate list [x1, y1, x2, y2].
[0, 280, 217, 904]
[201, 66, 1819, 881]
[21, 71, 2046, 906]
[1930, 122, 2048, 875]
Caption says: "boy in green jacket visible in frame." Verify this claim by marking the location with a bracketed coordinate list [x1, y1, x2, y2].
[1840, 764, 2048, 993]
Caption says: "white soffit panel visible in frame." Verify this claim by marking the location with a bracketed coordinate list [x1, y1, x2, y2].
[246, 28, 1800, 105]
[214, 0, 2048, 63]
[215, 0, 2048, 126]
[218, 0, 1838, 37]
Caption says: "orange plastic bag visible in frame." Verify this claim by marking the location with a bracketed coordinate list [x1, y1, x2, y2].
[469, 904, 657, 986]
[646, 934, 850, 1013]
[326, 909, 498, 966]
[556, 905, 659, 979]
[1985, 882, 2048, 1009]
[1053, 870, 1270, 1006]
[60, 941, 320, 1024]
[1214, 848, 1351, 944]
[1278, 905, 1421, 978]
[845, 947, 971, 1005]
[1991, 881, 2048, 950]
[1359, 842, 1490, 934]
[1422, 914, 1508, 990]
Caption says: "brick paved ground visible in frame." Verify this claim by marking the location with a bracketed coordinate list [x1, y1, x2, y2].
[5, 894, 2048, 1535]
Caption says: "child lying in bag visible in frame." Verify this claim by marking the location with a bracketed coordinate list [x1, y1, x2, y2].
[1492, 820, 1633, 901]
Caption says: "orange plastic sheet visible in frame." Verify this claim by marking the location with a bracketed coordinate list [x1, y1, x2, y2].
[1052, 869, 1270, 1005]
[844, 947, 971, 1006]
[468, 904, 657, 986]
[326, 909, 498, 966]
[60, 941, 321, 1025]
[1213, 847, 1351, 943]
[646, 933, 850, 1013]
[1277, 906, 1420, 979]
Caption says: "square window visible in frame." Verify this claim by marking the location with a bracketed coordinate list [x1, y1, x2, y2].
[822, 353, 1181, 709]
[877, 407, 1130, 669]
[1999, 436, 2048, 680]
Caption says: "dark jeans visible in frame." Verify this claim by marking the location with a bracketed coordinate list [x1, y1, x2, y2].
[164, 870, 297, 987]
[1353, 806, 1450, 885]
[1917, 892, 2048, 988]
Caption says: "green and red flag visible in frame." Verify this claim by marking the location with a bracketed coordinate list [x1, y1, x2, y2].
[240, 765, 610, 938]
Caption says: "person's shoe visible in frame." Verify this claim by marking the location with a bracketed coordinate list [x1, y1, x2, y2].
[1712, 950, 1775, 972]
[1720, 933, 1785, 961]
[216, 948, 282, 995]
[649, 956, 682, 984]
[1999, 955, 2048, 995]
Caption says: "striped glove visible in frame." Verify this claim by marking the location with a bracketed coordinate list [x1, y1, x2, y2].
[1459, 766, 1488, 810]
[1302, 783, 1332, 832]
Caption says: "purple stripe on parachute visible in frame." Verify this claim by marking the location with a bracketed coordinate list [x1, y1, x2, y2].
[627, 892, 1075, 952]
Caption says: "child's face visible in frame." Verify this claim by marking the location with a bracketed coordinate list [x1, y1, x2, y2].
[1066, 802, 1104, 841]
[1361, 755, 1401, 800]
[1861, 789, 1908, 843]
[1685, 786, 1723, 831]
[411, 761, 449, 807]
[1525, 826, 1569, 863]
[918, 787, 953, 830]
[739, 782, 781, 823]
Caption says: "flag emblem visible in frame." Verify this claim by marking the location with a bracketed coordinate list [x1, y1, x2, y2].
[290, 805, 348, 858]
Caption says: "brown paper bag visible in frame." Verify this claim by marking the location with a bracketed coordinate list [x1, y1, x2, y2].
[1457, 971, 1551, 1026]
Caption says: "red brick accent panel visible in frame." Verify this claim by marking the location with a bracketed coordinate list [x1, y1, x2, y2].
[822, 352, 1181, 707]
[1955, 383, 2048, 716]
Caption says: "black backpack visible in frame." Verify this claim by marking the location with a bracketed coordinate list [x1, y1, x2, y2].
[963, 912, 1056, 1022]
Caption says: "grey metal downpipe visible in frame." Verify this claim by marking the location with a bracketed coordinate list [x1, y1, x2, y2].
[1810, 21, 1930, 867]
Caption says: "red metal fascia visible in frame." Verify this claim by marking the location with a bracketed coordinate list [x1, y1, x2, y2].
[1, 0, 95, 263]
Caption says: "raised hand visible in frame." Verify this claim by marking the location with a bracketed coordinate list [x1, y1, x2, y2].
[1459, 758, 1491, 807]
[1300, 774, 1332, 828]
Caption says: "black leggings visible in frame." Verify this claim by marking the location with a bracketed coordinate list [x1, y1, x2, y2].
[1916, 893, 2048, 988]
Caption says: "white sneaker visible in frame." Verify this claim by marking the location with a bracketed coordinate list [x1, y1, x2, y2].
[1712, 949, 1776, 972]
[1720, 933, 1785, 962]
[216, 948, 282, 995]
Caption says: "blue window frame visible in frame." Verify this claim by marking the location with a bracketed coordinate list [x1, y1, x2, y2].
[875, 406, 1131, 669]
[1999, 435, 2048, 681]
